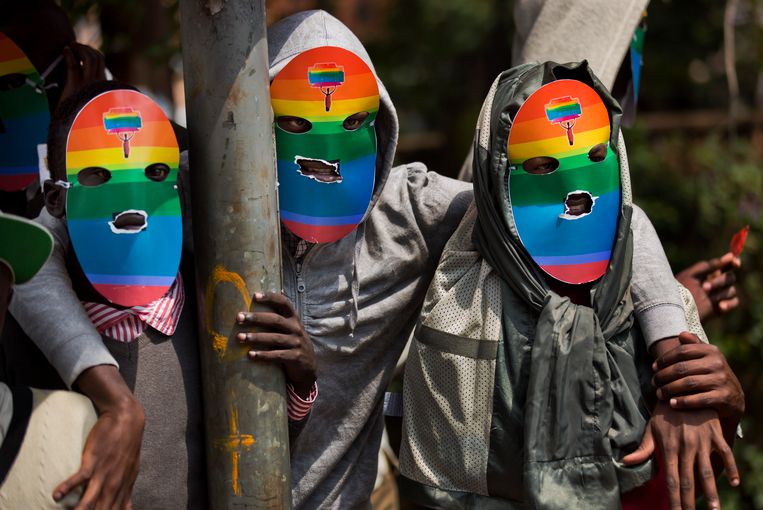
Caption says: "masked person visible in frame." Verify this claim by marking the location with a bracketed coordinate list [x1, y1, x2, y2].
[0, 1, 106, 217]
[11, 11, 710, 509]
[0, 32, 54, 217]
[398, 62, 743, 510]
[0, 212, 97, 509]
[10, 81, 317, 509]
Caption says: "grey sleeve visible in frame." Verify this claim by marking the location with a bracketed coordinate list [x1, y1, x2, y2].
[403, 164, 473, 260]
[630, 204, 689, 347]
[9, 210, 117, 388]
[511, 0, 649, 89]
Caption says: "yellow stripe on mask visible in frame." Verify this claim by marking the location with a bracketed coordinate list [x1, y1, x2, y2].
[272, 96, 380, 120]
[508, 127, 610, 163]
[0, 57, 35, 76]
[66, 147, 180, 174]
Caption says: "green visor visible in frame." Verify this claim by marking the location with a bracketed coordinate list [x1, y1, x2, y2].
[0, 212, 53, 284]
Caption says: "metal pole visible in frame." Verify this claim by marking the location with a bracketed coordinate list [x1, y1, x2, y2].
[178, 2, 290, 508]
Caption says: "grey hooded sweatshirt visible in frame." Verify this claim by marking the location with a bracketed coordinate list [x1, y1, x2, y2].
[10, 9, 687, 509]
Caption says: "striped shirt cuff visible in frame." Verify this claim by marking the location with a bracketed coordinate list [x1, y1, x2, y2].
[286, 382, 318, 422]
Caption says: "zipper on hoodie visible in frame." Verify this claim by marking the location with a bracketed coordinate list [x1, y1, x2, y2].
[292, 246, 314, 318]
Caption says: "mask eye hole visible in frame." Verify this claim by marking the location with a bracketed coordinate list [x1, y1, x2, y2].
[0, 73, 27, 91]
[277, 116, 312, 134]
[77, 167, 112, 187]
[522, 156, 559, 175]
[588, 143, 608, 162]
[342, 111, 369, 131]
[145, 163, 170, 182]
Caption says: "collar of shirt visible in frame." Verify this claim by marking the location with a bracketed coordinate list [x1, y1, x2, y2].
[281, 225, 313, 261]
[82, 272, 185, 343]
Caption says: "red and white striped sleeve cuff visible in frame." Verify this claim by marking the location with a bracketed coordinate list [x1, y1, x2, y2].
[286, 382, 318, 422]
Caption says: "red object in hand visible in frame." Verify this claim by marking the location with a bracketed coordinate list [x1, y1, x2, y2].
[730, 225, 749, 257]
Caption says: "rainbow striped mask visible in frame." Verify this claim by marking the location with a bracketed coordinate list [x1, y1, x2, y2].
[0, 33, 50, 192]
[271, 46, 379, 243]
[507, 79, 620, 284]
[65, 90, 182, 306]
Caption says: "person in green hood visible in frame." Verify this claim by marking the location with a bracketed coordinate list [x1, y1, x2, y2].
[399, 61, 743, 510]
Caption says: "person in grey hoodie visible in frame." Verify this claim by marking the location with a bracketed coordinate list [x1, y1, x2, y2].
[10, 10, 699, 509]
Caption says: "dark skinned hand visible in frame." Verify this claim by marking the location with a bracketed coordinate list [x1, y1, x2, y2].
[676, 252, 741, 322]
[623, 336, 741, 510]
[59, 43, 106, 107]
[237, 292, 316, 398]
[653, 332, 744, 440]
[54, 365, 144, 510]
[623, 404, 739, 510]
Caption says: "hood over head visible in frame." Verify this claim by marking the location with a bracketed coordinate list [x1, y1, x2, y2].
[267, 10, 399, 232]
[472, 60, 634, 296]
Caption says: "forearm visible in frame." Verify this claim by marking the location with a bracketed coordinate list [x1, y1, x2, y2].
[74, 364, 139, 413]
[630, 204, 689, 346]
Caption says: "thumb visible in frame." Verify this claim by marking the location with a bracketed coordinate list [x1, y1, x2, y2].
[622, 426, 655, 466]
[678, 331, 701, 345]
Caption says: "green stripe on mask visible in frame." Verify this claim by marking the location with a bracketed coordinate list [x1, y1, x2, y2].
[275, 127, 377, 162]
[509, 151, 619, 207]
[67, 180, 181, 220]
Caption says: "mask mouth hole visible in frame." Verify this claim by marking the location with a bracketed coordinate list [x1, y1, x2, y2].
[110, 209, 148, 233]
[294, 156, 342, 183]
[563, 191, 594, 218]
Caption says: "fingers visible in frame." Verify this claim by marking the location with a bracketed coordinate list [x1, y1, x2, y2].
[66, 43, 106, 78]
[248, 348, 299, 363]
[236, 311, 301, 334]
[702, 270, 736, 294]
[681, 259, 718, 280]
[654, 344, 716, 371]
[96, 472, 124, 510]
[622, 426, 655, 465]
[657, 374, 722, 400]
[717, 297, 740, 314]
[714, 431, 740, 487]
[679, 446, 697, 510]
[664, 449, 682, 510]
[237, 292, 296, 321]
[654, 358, 719, 387]
[238, 332, 299, 348]
[697, 450, 720, 510]
[73, 473, 102, 510]
[252, 291, 296, 317]
[63, 46, 80, 74]
[678, 331, 701, 345]
[54, 464, 91, 501]
[718, 251, 740, 269]
[668, 390, 724, 410]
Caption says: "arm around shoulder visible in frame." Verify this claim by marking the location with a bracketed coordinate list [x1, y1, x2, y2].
[9, 210, 118, 388]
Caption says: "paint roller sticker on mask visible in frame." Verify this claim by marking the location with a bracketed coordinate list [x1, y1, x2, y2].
[507, 79, 621, 285]
[271, 46, 379, 244]
[65, 89, 182, 307]
[0, 33, 51, 192]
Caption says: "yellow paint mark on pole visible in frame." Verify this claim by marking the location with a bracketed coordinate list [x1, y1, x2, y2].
[205, 264, 253, 359]
[215, 405, 255, 496]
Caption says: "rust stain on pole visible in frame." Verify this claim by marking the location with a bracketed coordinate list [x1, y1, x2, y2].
[179, 1, 290, 508]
